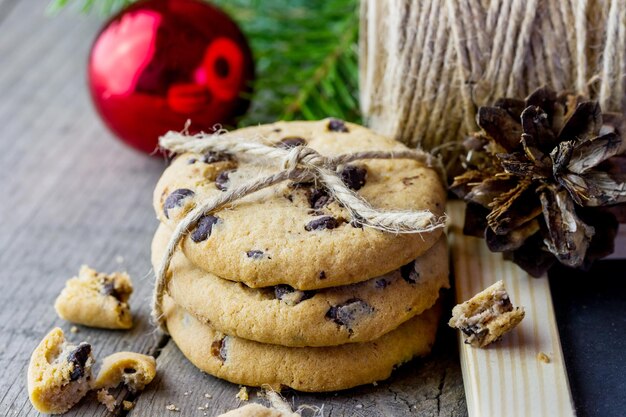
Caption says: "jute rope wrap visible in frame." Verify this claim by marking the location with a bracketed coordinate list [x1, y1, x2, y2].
[360, 0, 626, 154]
[152, 131, 447, 332]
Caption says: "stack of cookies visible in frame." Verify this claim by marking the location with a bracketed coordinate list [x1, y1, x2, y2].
[151, 119, 448, 391]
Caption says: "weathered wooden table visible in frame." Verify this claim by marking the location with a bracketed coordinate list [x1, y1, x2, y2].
[0, 1, 467, 415]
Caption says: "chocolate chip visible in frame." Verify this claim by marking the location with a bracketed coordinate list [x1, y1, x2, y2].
[215, 170, 234, 191]
[274, 285, 293, 300]
[402, 175, 420, 186]
[375, 278, 390, 289]
[340, 165, 367, 190]
[203, 151, 231, 164]
[497, 294, 513, 310]
[191, 215, 220, 242]
[67, 343, 91, 381]
[100, 278, 121, 300]
[305, 216, 340, 231]
[210, 337, 228, 362]
[163, 188, 195, 219]
[308, 188, 331, 209]
[350, 219, 363, 228]
[326, 299, 374, 330]
[319, 271, 326, 280]
[273, 128, 282, 133]
[327, 118, 349, 132]
[461, 324, 488, 345]
[290, 180, 314, 189]
[274, 284, 315, 305]
[246, 250, 264, 259]
[400, 260, 419, 284]
[123, 368, 137, 374]
[277, 137, 307, 149]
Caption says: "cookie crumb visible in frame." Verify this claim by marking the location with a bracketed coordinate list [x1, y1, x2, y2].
[355, 404, 363, 409]
[166, 403, 180, 412]
[184, 391, 189, 396]
[70, 326, 79, 334]
[236, 386, 249, 401]
[115, 255, 125, 264]
[122, 400, 134, 411]
[449, 280, 525, 348]
[204, 393, 212, 399]
[97, 389, 116, 412]
[537, 352, 551, 363]
[372, 381, 378, 387]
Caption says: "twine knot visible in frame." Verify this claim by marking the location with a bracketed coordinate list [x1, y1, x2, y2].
[282, 145, 328, 173]
[152, 129, 448, 333]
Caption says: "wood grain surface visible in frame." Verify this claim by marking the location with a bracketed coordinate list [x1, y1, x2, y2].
[448, 202, 575, 417]
[0, 1, 466, 416]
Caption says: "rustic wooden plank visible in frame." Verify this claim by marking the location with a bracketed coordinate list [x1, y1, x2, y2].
[133, 311, 467, 417]
[0, 1, 167, 416]
[0, 1, 468, 416]
[0, 0, 18, 26]
[448, 201, 575, 417]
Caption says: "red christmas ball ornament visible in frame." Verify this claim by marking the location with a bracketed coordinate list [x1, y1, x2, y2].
[88, 0, 254, 154]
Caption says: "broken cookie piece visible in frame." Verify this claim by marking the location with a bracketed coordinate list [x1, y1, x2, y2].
[28, 328, 95, 414]
[448, 280, 524, 347]
[218, 403, 299, 417]
[54, 265, 133, 329]
[94, 351, 157, 392]
[95, 352, 156, 412]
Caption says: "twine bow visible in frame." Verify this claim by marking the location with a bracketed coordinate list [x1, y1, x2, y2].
[152, 130, 448, 332]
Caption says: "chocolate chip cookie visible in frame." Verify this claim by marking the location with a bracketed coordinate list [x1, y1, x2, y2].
[28, 328, 94, 414]
[153, 119, 446, 289]
[163, 295, 440, 392]
[153, 224, 448, 347]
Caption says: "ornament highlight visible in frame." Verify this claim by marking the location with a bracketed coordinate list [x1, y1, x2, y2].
[88, 0, 254, 154]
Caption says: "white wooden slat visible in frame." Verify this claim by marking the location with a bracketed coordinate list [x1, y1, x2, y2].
[447, 201, 576, 417]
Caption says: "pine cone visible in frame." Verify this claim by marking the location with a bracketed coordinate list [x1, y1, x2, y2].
[452, 86, 626, 277]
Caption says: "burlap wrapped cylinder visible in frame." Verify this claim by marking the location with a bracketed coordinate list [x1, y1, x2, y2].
[359, 0, 626, 160]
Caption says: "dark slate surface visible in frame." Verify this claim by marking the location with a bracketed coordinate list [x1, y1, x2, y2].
[550, 261, 626, 417]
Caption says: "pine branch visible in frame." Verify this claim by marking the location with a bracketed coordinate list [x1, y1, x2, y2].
[281, 18, 360, 122]
[47, 0, 132, 15]
[47, 0, 361, 125]
[215, 0, 361, 126]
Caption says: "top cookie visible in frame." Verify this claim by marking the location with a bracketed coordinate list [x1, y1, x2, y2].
[153, 119, 446, 289]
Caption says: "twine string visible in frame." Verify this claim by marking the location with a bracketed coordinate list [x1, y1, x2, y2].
[152, 131, 447, 332]
[360, 0, 626, 152]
